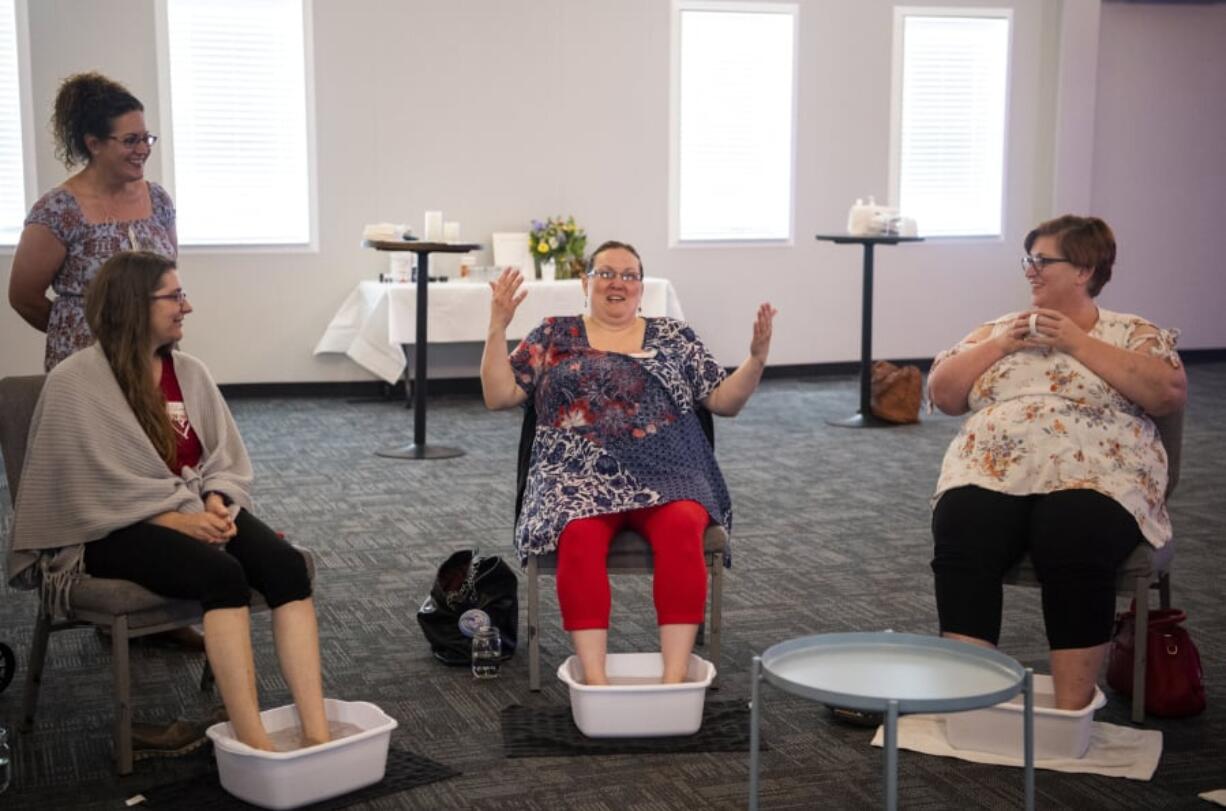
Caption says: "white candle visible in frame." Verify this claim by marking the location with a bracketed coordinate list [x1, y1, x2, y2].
[443, 221, 460, 242]
[424, 211, 443, 242]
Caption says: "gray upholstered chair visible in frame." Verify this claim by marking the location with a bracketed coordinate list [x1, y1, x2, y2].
[1003, 407, 1182, 724]
[516, 403, 727, 692]
[0, 375, 314, 774]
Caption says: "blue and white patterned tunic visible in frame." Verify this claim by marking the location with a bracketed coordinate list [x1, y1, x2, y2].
[510, 316, 732, 564]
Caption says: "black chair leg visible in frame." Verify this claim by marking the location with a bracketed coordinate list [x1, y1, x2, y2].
[21, 610, 52, 732]
[112, 617, 134, 775]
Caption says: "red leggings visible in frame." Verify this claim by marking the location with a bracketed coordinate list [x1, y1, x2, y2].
[555, 500, 710, 631]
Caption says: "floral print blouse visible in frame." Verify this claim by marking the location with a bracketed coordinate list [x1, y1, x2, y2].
[25, 183, 177, 371]
[932, 308, 1181, 547]
[510, 316, 732, 564]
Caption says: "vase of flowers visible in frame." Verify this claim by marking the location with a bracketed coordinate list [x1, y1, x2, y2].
[529, 216, 587, 280]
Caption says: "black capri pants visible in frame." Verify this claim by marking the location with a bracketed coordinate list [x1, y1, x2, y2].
[84, 509, 311, 613]
[931, 486, 1142, 650]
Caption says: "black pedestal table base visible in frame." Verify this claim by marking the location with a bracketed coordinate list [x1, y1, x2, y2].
[362, 239, 481, 460]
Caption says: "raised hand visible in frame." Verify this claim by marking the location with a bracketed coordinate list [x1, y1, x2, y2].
[489, 267, 529, 332]
[749, 303, 778, 364]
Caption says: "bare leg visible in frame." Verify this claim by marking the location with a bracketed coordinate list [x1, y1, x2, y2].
[660, 623, 699, 683]
[571, 629, 609, 685]
[1050, 644, 1108, 710]
[271, 597, 330, 746]
[203, 607, 273, 750]
[942, 631, 995, 650]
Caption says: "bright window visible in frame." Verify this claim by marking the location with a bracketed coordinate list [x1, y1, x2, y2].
[162, 0, 313, 246]
[891, 9, 1011, 238]
[672, 1, 797, 243]
[0, 0, 28, 245]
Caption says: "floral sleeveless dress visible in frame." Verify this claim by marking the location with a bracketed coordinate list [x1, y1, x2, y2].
[932, 308, 1181, 547]
[24, 182, 177, 370]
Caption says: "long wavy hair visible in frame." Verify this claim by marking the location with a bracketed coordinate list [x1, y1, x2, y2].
[85, 252, 179, 468]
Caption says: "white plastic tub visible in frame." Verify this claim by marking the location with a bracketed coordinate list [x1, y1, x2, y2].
[945, 674, 1106, 759]
[557, 652, 716, 737]
[205, 699, 398, 810]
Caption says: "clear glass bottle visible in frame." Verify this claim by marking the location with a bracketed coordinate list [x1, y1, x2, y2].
[0, 725, 11, 794]
[471, 625, 502, 679]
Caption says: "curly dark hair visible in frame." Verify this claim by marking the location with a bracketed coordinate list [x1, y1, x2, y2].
[1024, 215, 1116, 297]
[51, 72, 143, 168]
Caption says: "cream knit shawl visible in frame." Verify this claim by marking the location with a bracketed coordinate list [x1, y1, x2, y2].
[6, 345, 253, 615]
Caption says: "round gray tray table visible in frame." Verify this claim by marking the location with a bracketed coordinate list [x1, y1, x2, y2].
[749, 631, 1034, 810]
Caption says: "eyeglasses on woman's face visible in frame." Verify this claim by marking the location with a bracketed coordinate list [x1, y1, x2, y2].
[1021, 255, 1072, 273]
[109, 132, 158, 150]
[150, 289, 188, 305]
[587, 267, 642, 283]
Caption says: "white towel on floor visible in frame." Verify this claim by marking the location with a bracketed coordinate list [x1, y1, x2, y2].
[869, 714, 1162, 781]
[1200, 789, 1226, 806]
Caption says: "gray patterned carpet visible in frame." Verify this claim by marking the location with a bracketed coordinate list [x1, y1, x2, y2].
[1, 363, 1223, 809]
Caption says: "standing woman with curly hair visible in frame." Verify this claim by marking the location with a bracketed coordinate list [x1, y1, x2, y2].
[8, 74, 197, 660]
[8, 71, 177, 371]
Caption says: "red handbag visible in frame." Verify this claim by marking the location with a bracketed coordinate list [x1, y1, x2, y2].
[1106, 603, 1205, 717]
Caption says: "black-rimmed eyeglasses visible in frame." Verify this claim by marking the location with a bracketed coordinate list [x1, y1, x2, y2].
[109, 133, 159, 149]
[151, 290, 188, 304]
[587, 268, 642, 283]
[1021, 255, 1072, 272]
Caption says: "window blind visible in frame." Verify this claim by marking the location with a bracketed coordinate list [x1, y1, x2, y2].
[165, 0, 311, 245]
[675, 3, 796, 242]
[896, 13, 1010, 238]
[0, 0, 26, 245]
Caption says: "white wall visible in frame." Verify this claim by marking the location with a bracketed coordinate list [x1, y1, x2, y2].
[1089, 2, 1226, 348]
[1, 0, 1221, 384]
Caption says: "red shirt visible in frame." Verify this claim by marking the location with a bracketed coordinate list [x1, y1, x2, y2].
[159, 355, 204, 472]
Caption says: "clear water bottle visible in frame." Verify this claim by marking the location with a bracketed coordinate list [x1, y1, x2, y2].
[471, 626, 502, 679]
[0, 725, 11, 794]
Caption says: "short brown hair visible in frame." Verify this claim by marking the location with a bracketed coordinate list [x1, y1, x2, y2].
[1024, 215, 1116, 297]
[587, 240, 644, 278]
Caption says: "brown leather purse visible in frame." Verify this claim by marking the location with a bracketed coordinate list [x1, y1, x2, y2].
[870, 361, 922, 424]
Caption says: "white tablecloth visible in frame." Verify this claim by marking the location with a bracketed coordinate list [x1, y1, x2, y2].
[314, 278, 685, 383]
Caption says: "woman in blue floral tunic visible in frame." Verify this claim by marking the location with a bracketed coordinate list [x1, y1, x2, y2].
[482, 240, 776, 685]
[928, 215, 1186, 710]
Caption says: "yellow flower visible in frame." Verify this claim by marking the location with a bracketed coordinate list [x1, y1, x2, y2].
[536, 241, 550, 254]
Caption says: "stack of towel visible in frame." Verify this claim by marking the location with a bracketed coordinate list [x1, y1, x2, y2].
[362, 223, 409, 242]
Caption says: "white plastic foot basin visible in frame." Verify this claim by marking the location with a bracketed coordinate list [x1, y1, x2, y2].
[944, 673, 1106, 759]
[205, 699, 398, 810]
[557, 652, 716, 737]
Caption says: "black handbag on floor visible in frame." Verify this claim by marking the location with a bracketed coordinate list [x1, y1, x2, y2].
[416, 549, 519, 665]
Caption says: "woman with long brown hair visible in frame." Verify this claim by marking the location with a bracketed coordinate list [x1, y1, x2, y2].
[8, 251, 329, 751]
